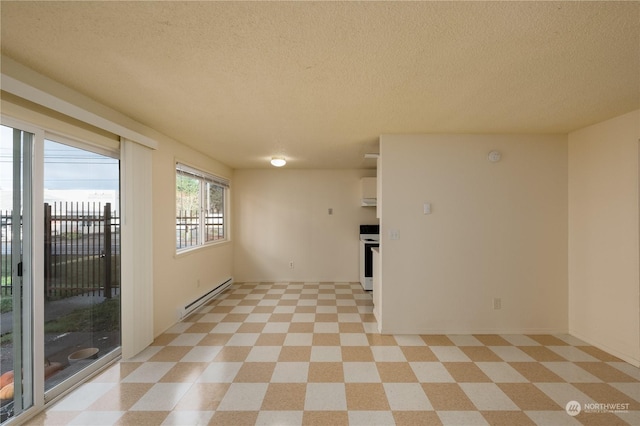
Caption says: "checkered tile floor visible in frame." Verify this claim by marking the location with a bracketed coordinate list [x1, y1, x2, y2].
[30, 282, 639, 425]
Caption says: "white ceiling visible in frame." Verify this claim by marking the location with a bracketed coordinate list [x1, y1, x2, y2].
[1, 1, 638, 169]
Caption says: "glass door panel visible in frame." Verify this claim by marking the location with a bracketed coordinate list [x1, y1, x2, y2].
[42, 140, 120, 393]
[0, 125, 34, 423]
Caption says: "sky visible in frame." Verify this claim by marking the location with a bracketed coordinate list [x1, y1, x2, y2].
[0, 125, 119, 210]
[0, 125, 119, 190]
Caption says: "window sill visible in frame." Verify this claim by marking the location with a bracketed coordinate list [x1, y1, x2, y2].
[175, 239, 231, 258]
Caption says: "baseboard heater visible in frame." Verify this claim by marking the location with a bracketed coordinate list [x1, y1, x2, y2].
[180, 277, 233, 319]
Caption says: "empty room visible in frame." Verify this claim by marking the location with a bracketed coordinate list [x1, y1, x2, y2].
[0, 1, 638, 425]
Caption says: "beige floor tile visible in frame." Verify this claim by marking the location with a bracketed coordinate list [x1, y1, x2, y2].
[315, 313, 339, 322]
[576, 346, 624, 362]
[308, 362, 344, 382]
[263, 294, 282, 299]
[255, 333, 287, 346]
[310, 346, 342, 362]
[261, 383, 307, 410]
[209, 305, 234, 313]
[573, 383, 640, 410]
[288, 322, 315, 333]
[393, 411, 443, 426]
[421, 335, 455, 346]
[343, 362, 381, 382]
[341, 346, 375, 362]
[34, 281, 640, 426]
[401, 346, 438, 362]
[270, 362, 309, 382]
[383, 383, 432, 410]
[184, 322, 216, 333]
[113, 411, 170, 425]
[509, 362, 566, 382]
[278, 346, 312, 361]
[360, 313, 377, 322]
[460, 346, 503, 362]
[312, 333, 341, 346]
[367, 333, 398, 346]
[208, 410, 259, 425]
[159, 362, 208, 383]
[269, 314, 293, 322]
[576, 412, 632, 426]
[302, 411, 349, 426]
[336, 306, 360, 314]
[526, 334, 570, 346]
[481, 411, 536, 425]
[173, 383, 230, 411]
[120, 363, 175, 384]
[473, 334, 512, 346]
[233, 362, 276, 382]
[212, 346, 251, 362]
[91, 362, 143, 382]
[575, 362, 637, 382]
[251, 306, 276, 313]
[443, 362, 492, 383]
[518, 346, 568, 362]
[197, 333, 232, 346]
[86, 383, 153, 411]
[236, 322, 265, 333]
[24, 411, 82, 425]
[221, 313, 248, 323]
[339, 322, 365, 333]
[150, 333, 179, 346]
[421, 383, 477, 410]
[304, 383, 347, 410]
[497, 383, 561, 410]
[284, 332, 313, 346]
[376, 362, 419, 382]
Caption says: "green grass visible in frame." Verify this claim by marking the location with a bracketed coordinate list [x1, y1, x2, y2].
[44, 296, 120, 333]
[0, 295, 11, 314]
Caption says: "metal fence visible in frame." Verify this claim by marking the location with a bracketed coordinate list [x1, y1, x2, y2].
[0, 202, 120, 299]
[176, 210, 224, 249]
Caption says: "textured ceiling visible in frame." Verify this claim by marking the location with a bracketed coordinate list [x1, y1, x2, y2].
[1, 1, 639, 169]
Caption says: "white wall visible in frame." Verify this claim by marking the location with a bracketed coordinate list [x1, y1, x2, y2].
[152, 139, 233, 335]
[379, 134, 568, 334]
[233, 169, 377, 282]
[568, 110, 640, 366]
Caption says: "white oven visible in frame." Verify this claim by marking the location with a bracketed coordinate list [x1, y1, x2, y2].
[359, 225, 379, 291]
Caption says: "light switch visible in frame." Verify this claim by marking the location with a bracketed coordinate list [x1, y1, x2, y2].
[423, 203, 432, 215]
[390, 229, 400, 240]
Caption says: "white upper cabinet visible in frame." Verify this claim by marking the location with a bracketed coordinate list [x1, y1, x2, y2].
[361, 177, 377, 206]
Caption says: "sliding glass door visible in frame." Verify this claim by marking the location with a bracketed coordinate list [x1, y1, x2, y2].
[0, 121, 121, 424]
[0, 125, 34, 423]
[42, 139, 121, 395]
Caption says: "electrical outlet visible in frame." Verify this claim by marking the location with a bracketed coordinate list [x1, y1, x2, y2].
[197, 279, 201, 288]
[289, 261, 294, 269]
[493, 298, 502, 310]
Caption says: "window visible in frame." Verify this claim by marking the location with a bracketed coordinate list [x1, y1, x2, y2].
[176, 163, 228, 251]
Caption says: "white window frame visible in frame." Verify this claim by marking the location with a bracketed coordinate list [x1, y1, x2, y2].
[175, 162, 229, 253]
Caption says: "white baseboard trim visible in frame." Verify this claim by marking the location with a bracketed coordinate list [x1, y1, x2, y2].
[569, 329, 640, 367]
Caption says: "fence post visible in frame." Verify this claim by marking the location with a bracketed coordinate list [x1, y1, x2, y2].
[104, 203, 112, 299]
[44, 203, 52, 297]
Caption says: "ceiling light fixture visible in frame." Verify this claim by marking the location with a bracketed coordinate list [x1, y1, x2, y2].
[270, 157, 286, 167]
